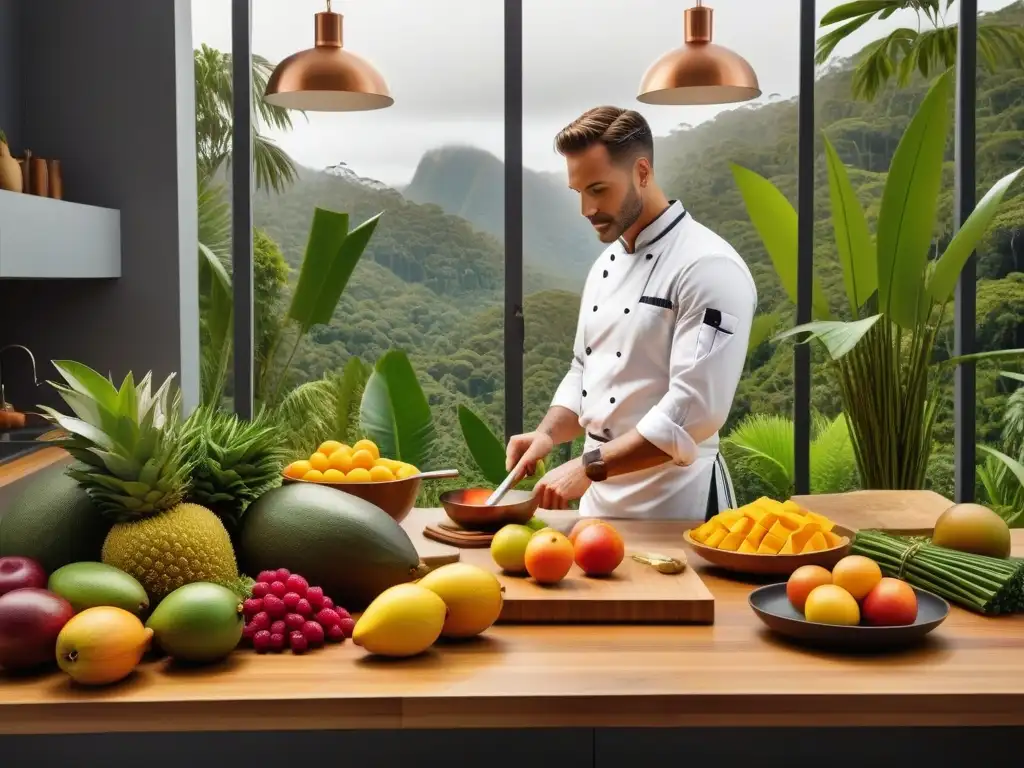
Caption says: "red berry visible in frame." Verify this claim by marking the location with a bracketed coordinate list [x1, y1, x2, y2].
[242, 622, 258, 643]
[263, 595, 286, 618]
[339, 617, 355, 637]
[290, 631, 309, 654]
[257, 570, 277, 584]
[251, 582, 271, 598]
[285, 574, 309, 594]
[243, 598, 263, 618]
[250, 611, 271, 631]
[285, 612, 305, 630]
[270, 620, 286, 636]
[316, 608, 341, 628]
[275, 568, 291, 581]
[295, 598, 313, 616]
[333, 606, 352, 621]
[283, 592, 301, 610]
[269, 632, 286, 651]
[270, 581, 287, 598]
[302, 621, 326, 646]
[305, 586, 324, 609]
[326, 624, 346, 643]
[253, 630, 273, 653]
[321, 597, 334, 610]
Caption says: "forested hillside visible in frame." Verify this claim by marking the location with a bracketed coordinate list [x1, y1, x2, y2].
[244, 1, 1023, 502]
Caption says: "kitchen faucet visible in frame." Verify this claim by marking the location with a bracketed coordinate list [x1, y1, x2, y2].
[0, 345, 41, 429]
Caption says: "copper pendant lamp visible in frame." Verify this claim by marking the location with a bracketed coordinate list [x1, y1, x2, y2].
[637, 1, 760, 106]
[264, 0, 392, 112]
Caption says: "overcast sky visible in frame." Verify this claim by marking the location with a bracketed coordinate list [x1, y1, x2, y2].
[192, 0, 1014, 186]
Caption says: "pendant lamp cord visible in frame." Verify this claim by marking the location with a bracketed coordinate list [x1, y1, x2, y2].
[326, 0, 332, 10]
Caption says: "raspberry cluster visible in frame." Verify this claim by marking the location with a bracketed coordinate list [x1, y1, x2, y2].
[242, 568, 355, 654]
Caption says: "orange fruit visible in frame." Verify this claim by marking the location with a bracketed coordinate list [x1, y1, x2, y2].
[346, 468, 372, 483]
[284, 460, 311, 479]
[786, 564, 833, 612]
[524, 531, 574, 585]
[303, 469, 325, 482]
[323, 469, 346, 483]
[831, 555, 883, 600]
[350, 449, 375, 471]
[308, 452, 330, 473]
[318, 440, 345, 457]
[328, 449, 353, 472]
[369, 465, 395, 482]
[352, 439, 380, 461]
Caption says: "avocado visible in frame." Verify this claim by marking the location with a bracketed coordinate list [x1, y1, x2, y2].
[239, 483, 426, 611]
[47, 561, 150, 617]
[146, 582, 244, 663]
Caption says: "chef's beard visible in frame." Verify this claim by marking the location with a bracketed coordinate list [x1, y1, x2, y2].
[591, 183, 644, 244]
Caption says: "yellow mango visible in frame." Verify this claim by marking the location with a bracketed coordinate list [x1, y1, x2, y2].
[690, 521, 714, 543]
[738, 539, 758, 553]
[719, 530, 747, 551]
[741, 505, 766, 523]
[803, 531, 829, 553]
[824, 531, 844, 549]
[745, 523, 769, 548]
[787, 521, 822, 554]
[717, 509, 744, 529]
[781, 500, 807, 516]
[804, 511, 835, 532]
[729, 516, 754, 536]
[768, 519, 799, 541]
[704, 528, 728, 549]
[757, 532, 786, 554]
[778, 536, 798, 555]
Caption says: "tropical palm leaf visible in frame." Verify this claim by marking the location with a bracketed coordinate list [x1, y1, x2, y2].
[360, 350, 437, 469]
[722, 414, 794, 499]
[810, 413, 861, 494]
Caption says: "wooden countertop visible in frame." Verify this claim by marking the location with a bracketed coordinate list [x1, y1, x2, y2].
[0, 446, 67, 489]
[1, 470, 1022, 733]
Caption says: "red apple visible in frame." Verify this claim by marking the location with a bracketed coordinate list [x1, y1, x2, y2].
[861, 577, 918, 626]
[0, 556, 47, 597]
[0, 588, 74, 671]
[573, 522, 625, 577]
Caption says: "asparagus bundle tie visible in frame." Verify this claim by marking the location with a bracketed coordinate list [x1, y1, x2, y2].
[852, 530, 1024, 615]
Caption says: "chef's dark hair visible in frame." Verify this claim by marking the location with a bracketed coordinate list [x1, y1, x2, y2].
[554, 106, 654, 166]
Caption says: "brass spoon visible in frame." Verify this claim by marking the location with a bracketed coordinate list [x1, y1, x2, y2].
[632, 552, 687, 574]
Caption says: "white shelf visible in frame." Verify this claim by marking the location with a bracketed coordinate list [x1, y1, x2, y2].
[0, 189, 121, 278]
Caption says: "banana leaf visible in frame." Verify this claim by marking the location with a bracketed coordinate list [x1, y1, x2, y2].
[875, 69, 952, 329]
[199, 243, 233, 406]
[773, 314, 883, 360]
[748, 311, 786, 354]
[457, 405, 508, 486]
[824, 134, 876, 315]
[359, 349, 436, 470]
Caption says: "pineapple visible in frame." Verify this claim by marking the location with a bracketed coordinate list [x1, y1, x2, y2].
[39, 360, 239, 601]
[182, 405, 287, 537]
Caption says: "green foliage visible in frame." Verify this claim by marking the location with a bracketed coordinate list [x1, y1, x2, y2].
[273, 357, 370, 456]
[457, 405, 508, 486]
[360, 349, 437, 470]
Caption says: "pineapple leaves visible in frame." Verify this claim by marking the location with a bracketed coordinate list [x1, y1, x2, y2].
[876, 68, 952, 329]
[50, 360, 120, 413]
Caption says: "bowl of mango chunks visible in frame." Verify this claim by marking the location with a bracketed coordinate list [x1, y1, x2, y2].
[683, 497, 852, 576]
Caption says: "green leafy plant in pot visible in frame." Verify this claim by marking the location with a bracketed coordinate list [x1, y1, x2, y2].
[731, 68, 1024, 490]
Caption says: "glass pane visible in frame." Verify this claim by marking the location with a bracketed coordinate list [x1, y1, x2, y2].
[247, 0, 505, 503]
[191, 0, 235, 414]
[523, 0, 799, 507]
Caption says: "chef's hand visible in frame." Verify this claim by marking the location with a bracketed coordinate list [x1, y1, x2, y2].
[506, 431, 554, 479]
[533, 458, 590, 510]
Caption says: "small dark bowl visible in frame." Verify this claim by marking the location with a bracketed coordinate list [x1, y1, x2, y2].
[748, 582, 950, 651]
[440, 488, 539, 531]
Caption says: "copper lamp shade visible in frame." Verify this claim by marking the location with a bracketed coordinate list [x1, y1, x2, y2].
[638, 1, 760, 106]
[264, 2, 392, 112]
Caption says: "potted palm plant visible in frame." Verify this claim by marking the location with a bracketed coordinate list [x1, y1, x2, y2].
[731, 69, 1024, 490]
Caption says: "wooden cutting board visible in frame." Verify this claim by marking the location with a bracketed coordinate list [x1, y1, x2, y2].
[791, 490, 953, 534]
[404, 510, 714, 624]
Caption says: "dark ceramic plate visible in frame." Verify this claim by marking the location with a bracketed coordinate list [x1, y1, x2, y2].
[748, 582, 950, 650]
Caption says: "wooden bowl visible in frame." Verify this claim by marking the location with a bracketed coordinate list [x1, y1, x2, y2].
[281, 469, 458, 524]
[682, 525, 854, 576]
[748, 582, 949, 651]
[440, 488, 538, 531]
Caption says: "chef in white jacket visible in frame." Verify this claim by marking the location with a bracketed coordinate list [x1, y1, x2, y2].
[506, 106, 756, 521]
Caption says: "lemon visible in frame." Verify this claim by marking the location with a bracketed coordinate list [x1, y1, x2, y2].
[418, 563, 504, 638]
[352, 583, 447, 657]
[303, 469, 325, 482]
[328, 448, 353, 472]
[369, 465, 395, 482]
[352, 439, 380, 461]
[56, 606, 153, 685]
[318, 440, 345, 457]
[308, 452, 330, 473]
[323, 469, 346, 483]
[346, 467, 372, 483]
[490, 524, 534, 574]
[283, 460, 311, 480]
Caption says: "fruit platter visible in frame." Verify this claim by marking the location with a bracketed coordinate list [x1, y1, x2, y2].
[748, 554, 950, 650]
[282, 439, 458, 523]
[684, 496, 852, 575]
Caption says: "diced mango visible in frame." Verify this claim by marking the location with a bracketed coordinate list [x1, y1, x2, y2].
[779, 536, 798, 554]
[803, 531, 829, 553]
[717, 509, 744, 528]
[738, 539, 758, 553]
[757, 532, 786, 554]
[768, 518, 799, 541]
[804, 511, 835, 532]
[824, 530, 844, 549]
[741, 505, 766, 523]
[729, 516, 754, 536]
[690, 520, 715, 543]
[745, 523, 769, 548]
[704, 527, 728, 548]
[781, 500, 807, 516]
[719, 530, 748, 551]
[753, 497, 786, 515]
[786, 522, 821, 554]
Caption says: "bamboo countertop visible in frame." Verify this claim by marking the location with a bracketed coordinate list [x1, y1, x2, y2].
[0, 457, 1022, 733]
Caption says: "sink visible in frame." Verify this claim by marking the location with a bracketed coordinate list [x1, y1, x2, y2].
[0, 426, 59, 465]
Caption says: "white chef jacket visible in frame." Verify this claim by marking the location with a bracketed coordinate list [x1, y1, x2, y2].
[550, 200, 756, 520]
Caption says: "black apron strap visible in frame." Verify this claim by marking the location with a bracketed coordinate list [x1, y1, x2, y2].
[704, 464, 719, 522]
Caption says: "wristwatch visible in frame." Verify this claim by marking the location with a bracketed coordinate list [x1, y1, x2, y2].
[582, 448, 608, 482]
